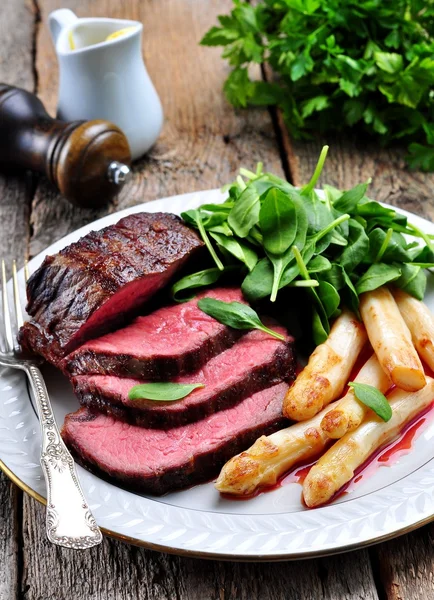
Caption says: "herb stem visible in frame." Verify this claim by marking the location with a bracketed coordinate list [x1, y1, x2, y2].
[302, 145, 329, 195]
[258, 325, 286, 341]
[288, 279, 319, 287]
[408, 222, 434, 254]
[315, 213, 350, 242]
[239, 167, 257, 179]
[374, 227, 393, 262]
[292, 246, 310, 280]
[236, 175, 246, 190]
[196, 211, 224, 271]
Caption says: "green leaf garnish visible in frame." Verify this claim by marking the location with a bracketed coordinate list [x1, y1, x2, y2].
[128, 383, 205, 402]
[173, 143, 434, 348]
[348, 382, 392, 422]
[197, 298, 285, 341]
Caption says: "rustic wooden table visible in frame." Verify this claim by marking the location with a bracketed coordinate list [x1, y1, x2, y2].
[1, 1, 434, 598]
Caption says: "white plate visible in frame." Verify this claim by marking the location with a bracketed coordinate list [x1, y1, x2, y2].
[1, 188, 434, 560]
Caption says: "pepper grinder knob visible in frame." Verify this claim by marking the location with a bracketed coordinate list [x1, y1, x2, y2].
[0, 84, 132, 208]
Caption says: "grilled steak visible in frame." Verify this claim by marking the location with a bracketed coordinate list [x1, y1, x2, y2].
[71, 324, 295, 428]
[62, 383, 289, 495]
[19, 212, 203, 365]
[63, 288, 245, 379]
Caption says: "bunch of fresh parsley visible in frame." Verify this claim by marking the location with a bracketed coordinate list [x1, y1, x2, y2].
[201, 0, 434, 170]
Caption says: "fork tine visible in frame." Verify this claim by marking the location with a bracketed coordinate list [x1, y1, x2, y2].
[1, 260, 15, 353]
[12, 260, 24, 329]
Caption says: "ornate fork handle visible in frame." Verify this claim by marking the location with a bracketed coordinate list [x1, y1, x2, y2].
[26, 364, 102, 549]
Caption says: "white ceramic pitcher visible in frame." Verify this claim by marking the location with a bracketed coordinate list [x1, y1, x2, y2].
[48, 9, 163, 160]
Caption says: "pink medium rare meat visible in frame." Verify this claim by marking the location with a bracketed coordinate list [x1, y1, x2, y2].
[61, 382, 289, 495]
[71, 323, 296, 427]
[19, 212, 203, 365]
[63, 288, 245, 379]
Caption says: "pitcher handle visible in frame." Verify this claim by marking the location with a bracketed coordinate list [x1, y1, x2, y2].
[48, 9, 78, 47]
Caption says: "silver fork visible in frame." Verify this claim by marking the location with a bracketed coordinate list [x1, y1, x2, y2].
[0, 260, 102, 549]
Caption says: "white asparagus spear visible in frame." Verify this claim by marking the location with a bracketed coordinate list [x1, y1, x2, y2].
[215, 402, 337, 496]
[283, 310, 367, 421]
[320, 353, 391, 439]
[303, 377, 434, 508]
[360, 287, 426, 392]
[393, 288, 434, 372]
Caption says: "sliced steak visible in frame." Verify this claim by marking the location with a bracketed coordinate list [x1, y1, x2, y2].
[63, 288, 245, 379]
[71, 324, 295, 428]
[19, 212, 203, 365]
[62, 382, 289, 495]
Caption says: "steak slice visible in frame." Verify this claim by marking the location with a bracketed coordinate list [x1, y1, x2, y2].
[62, 383, 289, 495]
[63, 288, 245, 379]
[19, 212, 203, 365]
[71, 324, 295, 428]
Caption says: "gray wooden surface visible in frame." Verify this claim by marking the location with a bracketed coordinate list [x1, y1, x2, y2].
[0, 1, 433, 598]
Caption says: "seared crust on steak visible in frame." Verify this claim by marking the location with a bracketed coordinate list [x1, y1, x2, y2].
[62, 288, 246, 379]
[71, 325, 295, 428]
[19, 213, 203, 364]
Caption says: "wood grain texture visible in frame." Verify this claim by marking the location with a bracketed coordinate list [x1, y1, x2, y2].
[0, 1, 35, 598]
[375, 525, 434, 600]
[29, 0, 284, 256]
[283, 130, 434, 600]
[23, 500, 379, 600]
[24, 1, 378, 599]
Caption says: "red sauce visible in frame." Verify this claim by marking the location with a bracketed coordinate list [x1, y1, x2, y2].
[221, 401, 434, 505]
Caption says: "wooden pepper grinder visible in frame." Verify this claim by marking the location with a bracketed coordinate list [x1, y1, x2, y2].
[0, 84, 132, 207]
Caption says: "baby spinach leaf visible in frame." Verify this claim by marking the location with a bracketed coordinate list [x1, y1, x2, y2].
[303, 189, 334, 235]
[333, 182, 370, 213]
[228, 185, 260, 237]
[307, 255, 332, 273]
[312, 307, 329, 345]
[338, 219, 369, 273]
[355, 263, 401, 294]
[210, 232, 258, 271]
[368, 228, 410, 263]
[259, 188, 298, 254]
[356, 201, 396, 220]
[395, 264, 427, 300]
[348, 382, 392, 422]
[342, 268, 360, 316]
[172, 267, 236, 302]
[318, 280, 341, 318]
[129, 383, 205, 402]
[320, 264, 345, 291]
[197, 298, 285, 340]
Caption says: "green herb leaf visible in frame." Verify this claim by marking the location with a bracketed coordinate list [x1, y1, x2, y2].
[210, 232, 258, 271]
[202, 1, 434, 171]
[228, 185, 260, 237]
[355, 263, 401, 294]
[172, 267, 232, 302]
[128, 383, 205, 402]
[197, 298, 285, 340]
[338, 219, 369, 273]
[259, 188, 298, 254]
[348, 382, 392, 422]
[334, 182, 370, 213]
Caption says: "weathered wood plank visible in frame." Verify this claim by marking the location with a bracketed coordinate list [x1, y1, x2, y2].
[29, 0, 285, 256]
[23, 502, 379, 600]
[0, 0, 35, 598]
[23, 1, 379, 599]
[282, 131, 434, 599]
[375, 525, 434, 600]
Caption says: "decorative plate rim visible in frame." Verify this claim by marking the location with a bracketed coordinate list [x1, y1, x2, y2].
[1, 188, 434, 561]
